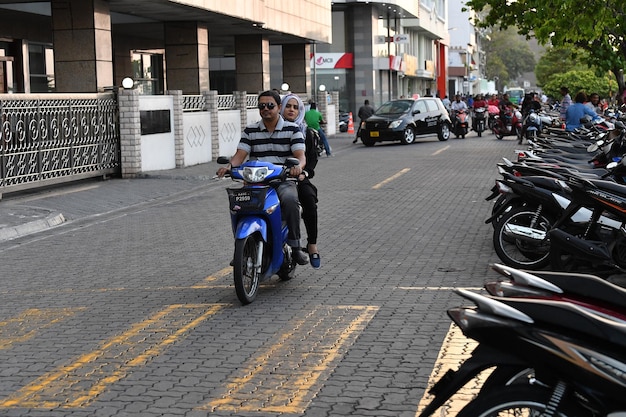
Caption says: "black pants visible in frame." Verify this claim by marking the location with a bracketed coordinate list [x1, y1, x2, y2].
[274, 181, 302, 248]
[297, 179, 318, 246]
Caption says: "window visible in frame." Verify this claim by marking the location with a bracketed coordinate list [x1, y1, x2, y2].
[415, 100, 428, 113]
[29, 43, 54, 92]
[131, 50, 164, 95]
[425, 99, 440, 112]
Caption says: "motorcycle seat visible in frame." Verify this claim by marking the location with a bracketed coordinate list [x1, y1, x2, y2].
[524, 270, 626, 313]
[499, 297, 626, 348]
[585, 178, 626, 196]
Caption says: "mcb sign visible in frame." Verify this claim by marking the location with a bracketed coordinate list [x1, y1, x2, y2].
[310, 53, 354, 69]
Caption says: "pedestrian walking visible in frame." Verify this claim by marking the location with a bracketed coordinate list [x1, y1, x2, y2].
[353, 99, 375, 143]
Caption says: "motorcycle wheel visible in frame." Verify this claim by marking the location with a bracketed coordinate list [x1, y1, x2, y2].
[457, 385, 584, 417]
[400, 126, 415, 144]
[493, 207, 553, 270]
[494, 128, 504, 140]
[233, 233, 262, 305]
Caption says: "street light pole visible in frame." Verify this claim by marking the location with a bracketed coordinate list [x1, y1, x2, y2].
[312, 42, 317, 100]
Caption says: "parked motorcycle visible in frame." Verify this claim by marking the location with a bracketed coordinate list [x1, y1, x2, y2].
[549, 170, 626, 277]
[418, 264, 626, 417]
[452, 109, 470, 139]
[472, 107, 487, 137]
[338, 111, 350, 132]
[217, 156, 300, 304]
[493, 107, 523, 141]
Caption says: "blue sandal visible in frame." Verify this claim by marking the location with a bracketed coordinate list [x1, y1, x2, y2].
[309, 252, 321, 269]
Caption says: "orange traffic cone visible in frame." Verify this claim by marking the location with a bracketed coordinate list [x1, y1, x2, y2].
[347, 112, 355, 134]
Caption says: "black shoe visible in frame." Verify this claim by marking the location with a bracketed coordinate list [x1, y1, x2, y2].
[292, 248, 309, 265]
[352, 139, 358, 143]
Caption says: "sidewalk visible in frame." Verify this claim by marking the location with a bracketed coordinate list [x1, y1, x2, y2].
[0, 161, 221, 242]
[0, 132, 352, 241]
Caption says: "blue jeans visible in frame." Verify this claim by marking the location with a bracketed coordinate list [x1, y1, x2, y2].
[316, 128, 331, 156]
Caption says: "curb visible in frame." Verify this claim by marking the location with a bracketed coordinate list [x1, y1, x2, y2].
[0, 212, 66, 242]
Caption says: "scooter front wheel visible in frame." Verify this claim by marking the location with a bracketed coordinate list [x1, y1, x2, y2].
[233, 234, 262, 305]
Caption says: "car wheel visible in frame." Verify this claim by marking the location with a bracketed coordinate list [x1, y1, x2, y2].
[400, 126, 415, 144]
[362, 137, 376, 147]
[438, 122, 450, 141]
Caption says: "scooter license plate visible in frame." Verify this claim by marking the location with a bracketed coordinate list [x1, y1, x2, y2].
[370, 131, 379, 137]
[227, 187, 268, 211]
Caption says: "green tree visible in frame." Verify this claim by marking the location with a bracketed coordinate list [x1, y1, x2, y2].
[535, 46, 587, 88]
[483, 28, 535, 88]
[542, 70, 617, 100]
[464, 0, 626, 96]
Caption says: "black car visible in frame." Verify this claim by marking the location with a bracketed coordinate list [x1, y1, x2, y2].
[360, 98, 451, 146]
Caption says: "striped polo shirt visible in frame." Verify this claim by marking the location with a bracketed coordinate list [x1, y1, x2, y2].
[237, 116, 305, 164]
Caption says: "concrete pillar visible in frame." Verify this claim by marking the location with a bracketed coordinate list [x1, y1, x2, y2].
[234, 91, 248, 132]
[117, 88, 141, 178]
[167, 90, 184, 168]
[331, 91, 340, 132]
[51, 0, 113, 92]
[235, 35, 270, 94]
[203, 90, 219, 159]
[282, 44, 311, 95]
[164, 22, 209, 94]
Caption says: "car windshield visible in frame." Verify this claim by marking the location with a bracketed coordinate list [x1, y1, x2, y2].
[376, 100, 413, 115]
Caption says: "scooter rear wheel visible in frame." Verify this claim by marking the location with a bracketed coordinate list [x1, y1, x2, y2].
[493, 207, 553, 269]
[457, 385, 584, 417]
[233, 233, 262, 305]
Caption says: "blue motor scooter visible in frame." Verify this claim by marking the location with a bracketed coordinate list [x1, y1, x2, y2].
[218, 156, 299, 304]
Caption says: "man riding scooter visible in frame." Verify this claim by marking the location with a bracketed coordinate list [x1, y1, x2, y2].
[217, 90, 309, 266]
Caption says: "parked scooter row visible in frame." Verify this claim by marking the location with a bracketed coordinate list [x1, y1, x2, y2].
[485, 118, 626, 277]
[418, 263, 626, 416]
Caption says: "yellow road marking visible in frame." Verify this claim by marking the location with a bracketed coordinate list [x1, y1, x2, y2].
[373, 168, 411, 189]
[415, 323, 491, 416]
[0, 304, 225, 408]
[432, 145, 450, 156]
[203, 305, 379, 414]
[398, 286, 483, 291]
[0, 308, 85, 350]
[192, 266, 232, 287]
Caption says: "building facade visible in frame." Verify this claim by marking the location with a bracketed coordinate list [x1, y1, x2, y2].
[447, 0, 490, 96]
[0, 0, 332, 96]
[306, 0, 449, 116]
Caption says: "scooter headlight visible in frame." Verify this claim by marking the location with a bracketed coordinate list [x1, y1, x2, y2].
[241, 166, 274, 183]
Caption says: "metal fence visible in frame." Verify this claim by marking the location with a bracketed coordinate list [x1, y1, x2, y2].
[0, 93, 120, 193]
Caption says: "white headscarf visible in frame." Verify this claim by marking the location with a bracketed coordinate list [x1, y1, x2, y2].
[280, 93, 307, 134]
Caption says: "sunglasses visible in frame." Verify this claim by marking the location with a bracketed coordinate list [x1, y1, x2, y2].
[257, 102, 276, 110]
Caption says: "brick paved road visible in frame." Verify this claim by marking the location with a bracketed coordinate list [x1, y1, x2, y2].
[0, 131, 522, 416]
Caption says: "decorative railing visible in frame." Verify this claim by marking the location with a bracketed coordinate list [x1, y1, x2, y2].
[182, 95, 205, 112]
[217, 94, 236, 110]
[246, 94, 258, 109]
[0, 93, 119, 192]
